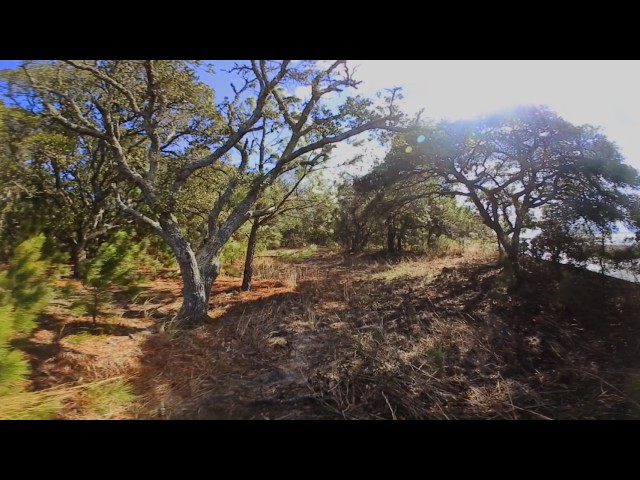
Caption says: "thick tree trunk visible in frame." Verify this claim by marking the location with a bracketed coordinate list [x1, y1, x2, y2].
[397, 224, 406, 252]
[70, 239, 88, 279]
[69, 237, 87, 280]
[506, 244, 521, 279]
[498, 232, 522, 283]
[201, 259, 219, 307]
[175, 254, 211, 326]
[386, 217, 396, 253]
[350, 237, 360, 253]
[241, 219, 260, 291]
[351, 227, 367, 253]
[162, 220, 220, 327]
[496, 236, 504, 259]
[174, 259, 220, 326]
[166, 190, 263, 325]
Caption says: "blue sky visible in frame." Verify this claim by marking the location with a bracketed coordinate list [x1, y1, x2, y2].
[0, 60, 19, 69]
[3, 60, 640, 173]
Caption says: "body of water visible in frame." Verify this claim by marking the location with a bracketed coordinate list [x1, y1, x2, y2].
[581, 261, 639, 283]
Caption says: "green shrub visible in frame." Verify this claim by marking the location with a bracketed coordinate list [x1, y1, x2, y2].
[65, 331, 109, 345]
[78, 231, 146, 325]
[220, 238, 246, 275]
[84, 379, 135, 417]
[279, 244, 318, 262]
[0, 234, 56, 417]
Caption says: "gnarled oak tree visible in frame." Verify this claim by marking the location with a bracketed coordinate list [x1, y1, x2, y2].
[401, 106, 640, 279]
[4, 60, 404, 325]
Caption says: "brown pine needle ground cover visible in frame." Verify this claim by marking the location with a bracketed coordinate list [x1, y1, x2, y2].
[17, 247, 640, 419]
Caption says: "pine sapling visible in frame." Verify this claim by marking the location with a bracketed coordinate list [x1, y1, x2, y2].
[81, 231, 145, 325]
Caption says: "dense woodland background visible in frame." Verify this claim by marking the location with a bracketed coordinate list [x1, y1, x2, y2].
[2, 60, 640, 419]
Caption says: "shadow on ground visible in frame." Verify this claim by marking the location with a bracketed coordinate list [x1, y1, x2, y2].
[27, 249, 640, 419]
[133, 252, 640, 420]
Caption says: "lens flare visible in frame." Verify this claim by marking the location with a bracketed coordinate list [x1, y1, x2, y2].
[405, 146, 413, 153]
[417, 134, 426, 143]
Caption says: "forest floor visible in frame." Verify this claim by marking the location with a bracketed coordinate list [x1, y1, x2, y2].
[21, 246, 640, 419]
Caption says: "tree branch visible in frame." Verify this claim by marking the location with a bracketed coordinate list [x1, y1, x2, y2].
[170, 62, 290, 198]
[112, 184, 162, 234]
[63, 60, 142, 114]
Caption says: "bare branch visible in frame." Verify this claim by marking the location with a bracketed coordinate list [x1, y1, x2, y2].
[63, 60, 142, 114]
[22, 64, 108, 140]
[112, 184, 162, 234]
[280, 116, 405, 174]
[248, 206, 276, 217]
[170, 62, 290, 198]
[142, 60, 161, 184]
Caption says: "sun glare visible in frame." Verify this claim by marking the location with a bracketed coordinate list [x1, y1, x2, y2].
[351, 60, 640, 170]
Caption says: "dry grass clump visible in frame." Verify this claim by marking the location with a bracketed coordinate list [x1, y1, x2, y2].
[252, 256, 321, 288]
[131, 327, 221, 419]
[308, 256, 640, 419]
[310, 315, 494, 420]
[233, 301, 292, 353]
[0, 376, 134, 420]
[0, 386, 72, 420]
[368, 244, 495, 283]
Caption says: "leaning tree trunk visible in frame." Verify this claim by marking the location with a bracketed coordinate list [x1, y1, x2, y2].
[241, 218, 260, 291]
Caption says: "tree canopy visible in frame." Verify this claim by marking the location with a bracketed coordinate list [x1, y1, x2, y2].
[395, 105, 640, 279]
[2, 60, 406, 325]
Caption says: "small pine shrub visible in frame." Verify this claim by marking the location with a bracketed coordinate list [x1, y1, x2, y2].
[80, 231, 146, 325]
[0, 234, 57, 417]
[219, 238, 248, 276]
[0, 234, 54, 334]
[84, 379, 135, 417]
